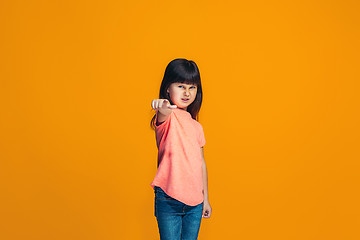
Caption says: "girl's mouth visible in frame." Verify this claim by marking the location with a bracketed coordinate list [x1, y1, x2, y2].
[181, 98, 189, 102]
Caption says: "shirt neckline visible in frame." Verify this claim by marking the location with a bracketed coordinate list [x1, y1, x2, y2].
[173, 108, 194, 121]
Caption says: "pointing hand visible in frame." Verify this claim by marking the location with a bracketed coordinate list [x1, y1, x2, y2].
[151, 99, 177, 115]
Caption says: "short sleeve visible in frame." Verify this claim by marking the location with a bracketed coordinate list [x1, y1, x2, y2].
[155, 110, 172, 128]
[154, 110, 172, 146]
[199, 124, 206, 147]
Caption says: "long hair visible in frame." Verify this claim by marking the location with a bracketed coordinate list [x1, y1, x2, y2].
[150, 58, 203, 130]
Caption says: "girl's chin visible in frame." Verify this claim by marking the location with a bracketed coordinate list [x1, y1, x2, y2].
[173, 100, 193, 109]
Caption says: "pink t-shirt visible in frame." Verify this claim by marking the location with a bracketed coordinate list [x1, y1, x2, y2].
[150, 108, 206, 206]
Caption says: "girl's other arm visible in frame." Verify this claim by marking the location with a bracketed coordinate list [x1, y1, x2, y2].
[201, 147, 212, 218]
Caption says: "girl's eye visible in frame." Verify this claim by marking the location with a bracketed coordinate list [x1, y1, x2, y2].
[178, 86, 196, 89]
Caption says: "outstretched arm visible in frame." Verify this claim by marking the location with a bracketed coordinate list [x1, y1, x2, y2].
[201, 147, 212, 218]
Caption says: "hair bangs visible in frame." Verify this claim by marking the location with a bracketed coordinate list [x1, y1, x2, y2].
[171, 61, 201, 87]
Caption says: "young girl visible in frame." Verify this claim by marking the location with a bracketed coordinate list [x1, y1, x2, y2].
[150, 58, 212, 240]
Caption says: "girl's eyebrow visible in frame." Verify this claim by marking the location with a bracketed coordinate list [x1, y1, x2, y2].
[178, 84, 197, 87]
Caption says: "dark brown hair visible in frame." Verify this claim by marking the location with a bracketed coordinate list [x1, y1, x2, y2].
[150, 58, 203, 130]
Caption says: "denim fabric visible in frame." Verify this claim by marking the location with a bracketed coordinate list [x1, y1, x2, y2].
[154, 186, 203, 240]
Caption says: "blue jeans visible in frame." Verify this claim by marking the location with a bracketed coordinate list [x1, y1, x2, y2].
[154, 186, 203, 240]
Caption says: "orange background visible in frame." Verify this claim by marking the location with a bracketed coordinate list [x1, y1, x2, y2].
[1, 0, 359, 239]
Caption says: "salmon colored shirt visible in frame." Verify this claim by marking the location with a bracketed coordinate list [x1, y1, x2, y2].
[150, 108, 206, 206]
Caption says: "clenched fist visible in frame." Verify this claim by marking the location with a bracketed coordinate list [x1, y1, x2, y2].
[151, 99, 177, 115]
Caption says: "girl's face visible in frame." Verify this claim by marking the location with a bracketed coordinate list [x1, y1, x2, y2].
[167, 82, 197, 110]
